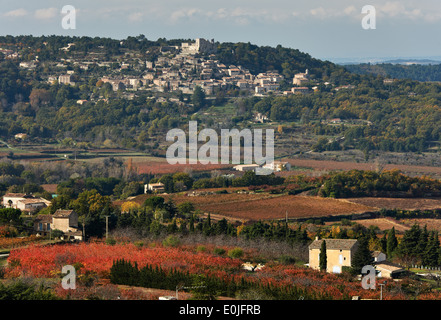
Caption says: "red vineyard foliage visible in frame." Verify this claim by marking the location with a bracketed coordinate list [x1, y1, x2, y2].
[6, 242, 441, 300]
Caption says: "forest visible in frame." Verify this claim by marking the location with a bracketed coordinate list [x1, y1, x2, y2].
[345, 62, 441, 82]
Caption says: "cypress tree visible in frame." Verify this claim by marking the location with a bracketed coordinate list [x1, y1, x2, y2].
[423, 231, 440, 267]
[386, 227, 398, 258]
[352, 236, 373, 274]
[319, 240, 327, 271]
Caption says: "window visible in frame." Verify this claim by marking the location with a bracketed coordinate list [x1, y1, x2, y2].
[47, 223, 51, 231]
[38, 223, 43, 231]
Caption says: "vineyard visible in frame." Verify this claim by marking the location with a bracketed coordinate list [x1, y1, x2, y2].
[1, 241, 416, 300]
[126, 192, 376, 222]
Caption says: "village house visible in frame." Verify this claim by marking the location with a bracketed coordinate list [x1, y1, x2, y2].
[145, 182, 165, 193]
[309, 238, 403, 278]
[309, 238, 358, 274]
[2, 193, 30, 208]
[233, 164, 261, 172]
[16, 198, 51, 214]
[34, 209, 83, 241]
[374, 261, 405, 279]
[293, 69, 310, 86]
[58, 74, 75, 85]
[262, 161, 291, 172]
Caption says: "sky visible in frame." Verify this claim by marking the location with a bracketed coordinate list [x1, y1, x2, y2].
[1, 0, 441, 62]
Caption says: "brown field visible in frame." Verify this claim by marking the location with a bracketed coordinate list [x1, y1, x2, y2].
[285, 158, 441, 177]
[400, 219, 441, 232]
[346, 197, 441, 211]
[121, 191, 376, 222]
[352, 218, 410, 233]
[130, 157, 233, 175]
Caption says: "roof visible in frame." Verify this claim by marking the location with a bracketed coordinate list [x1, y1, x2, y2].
[309, 239, 358, 250]
[34, 214, 53, 223]
[3, 193, 32, 198]
[374, 261, 404, 272]
[18, 199, 48, 205]
[53, 210, 75, 218]
[372, 251, 385, 258]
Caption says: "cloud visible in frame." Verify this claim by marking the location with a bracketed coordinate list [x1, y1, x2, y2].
[4, 8, 29, 18]
[128, 12, 144, 22]
[34, 8, 58, 20]
[169, 8, 202, 23]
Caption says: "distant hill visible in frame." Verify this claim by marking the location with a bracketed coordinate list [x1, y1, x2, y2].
[344, 63, 441, 82]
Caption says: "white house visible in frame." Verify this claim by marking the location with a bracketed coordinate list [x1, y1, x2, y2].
[233, 164, 261, 172]
[145, 182, 165, 193]
[262, 161, 291, 172]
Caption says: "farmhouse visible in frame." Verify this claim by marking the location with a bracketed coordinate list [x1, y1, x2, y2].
[145, 182, 165, 193]
[16, 198, 51, 214]
[374, 261, 405, 279]
[34, 209, 83, 241]
[2, 193, 36, 208]
[262, 161, 291, 172]
[233, 164, 261, 172]
[309, 238, 358, 273]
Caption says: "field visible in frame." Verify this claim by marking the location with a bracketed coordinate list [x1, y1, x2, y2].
[284, 158, 441, 178]
[126, 192, 376, 222]
[400, 219, 441, 232]
[345, 197, 441, 211]
[350, 218, 410, 233]
[3, 241, 409, 300]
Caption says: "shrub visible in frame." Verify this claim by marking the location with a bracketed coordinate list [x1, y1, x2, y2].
[278, 255, 296, 265]
[196, 245, 206, 253]
[227, 247, 244, 259]
[106, 238, 117, 245]
[213, 247, 226, 256]
[162, 235, 180, 248]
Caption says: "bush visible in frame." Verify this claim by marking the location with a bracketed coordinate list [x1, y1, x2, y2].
[196, 245, 207, 253]
[227, 247, 244, 259]
[278, 255, 296, 265]
[106, 238, 116, 245]
[162, 235, 180, 248]
[213, 247, 226, 256]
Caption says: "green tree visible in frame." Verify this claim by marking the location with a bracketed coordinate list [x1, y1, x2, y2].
[352, 237, 373, 274]
[191, 86, 206, 110]
[319, 240, 327, 271]
[423, 231, 440, 267]
[386, 227, 398, 258]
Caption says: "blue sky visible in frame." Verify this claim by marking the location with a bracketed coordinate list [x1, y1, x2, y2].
[1, 0, 441, 62]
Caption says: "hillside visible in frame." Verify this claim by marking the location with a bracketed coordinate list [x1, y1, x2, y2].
[344, 63, 441, 82]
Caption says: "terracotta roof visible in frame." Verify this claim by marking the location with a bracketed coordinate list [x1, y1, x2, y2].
[18, 199, 48, 205]
[309, 239, 358, 250]
[53, 210, 75, 218]
[34, 214, 53, 223]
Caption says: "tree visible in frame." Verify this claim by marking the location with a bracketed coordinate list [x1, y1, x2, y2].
[352, 237, 373, 274]
[423, 231, 440, 267]
[386, 227, 398, 258]
[397, 224, 422, 261]
[319, 240, 327, 271]
[191, 86, 206, 110]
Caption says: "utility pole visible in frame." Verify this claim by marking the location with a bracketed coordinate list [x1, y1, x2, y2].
[104, 215, 110, 240]
[379, 282, 386, 300]
[81, 216, 85, 241]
